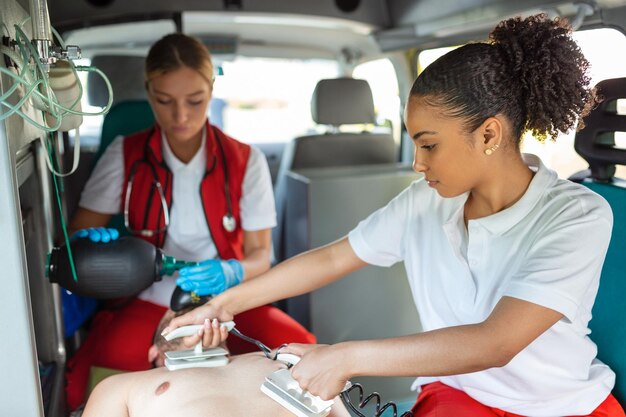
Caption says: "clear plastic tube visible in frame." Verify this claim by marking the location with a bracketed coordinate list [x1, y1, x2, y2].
[1, 19, 114, 125]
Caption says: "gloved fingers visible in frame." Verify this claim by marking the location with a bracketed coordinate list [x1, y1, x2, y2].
[175, 259, 229, 296]
[175, 276, 190, 287]
[71, 227, 120, 243]
[222, 259, 244, 287]
[176, 274, 221, 286]
[71, 229, 89, 241]
[179, 260, 221, 276]
[180, 280, 223, 296]
[83, 227, 119, 243]
[178, 280, 200, 293]
[174, 277, 201, 293]
[88, 228, 104, 242]
[108, 228, 120, 240]
[97, 227, 119, 243]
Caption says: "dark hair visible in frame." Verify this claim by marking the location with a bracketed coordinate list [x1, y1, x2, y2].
[145, 33, 214, 87]
[152, 306, 194, 352]
[409, 14, 597, 143]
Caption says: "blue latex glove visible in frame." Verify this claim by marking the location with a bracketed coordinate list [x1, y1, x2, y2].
[71, 227, 120, 243]
[176, 259, 243, 296]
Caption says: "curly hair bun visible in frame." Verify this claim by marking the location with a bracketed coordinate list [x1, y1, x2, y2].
[490, 14, 597, 141]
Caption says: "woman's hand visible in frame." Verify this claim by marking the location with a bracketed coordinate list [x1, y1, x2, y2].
[160, 302, 234, 349]
[176, 259, 243, 295]
[281, 343, 353, 401]
[71, 227, 119, 243]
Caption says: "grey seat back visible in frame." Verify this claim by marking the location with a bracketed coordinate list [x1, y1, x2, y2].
[88, 55, 148, 107]
[272, 77, 397, 262]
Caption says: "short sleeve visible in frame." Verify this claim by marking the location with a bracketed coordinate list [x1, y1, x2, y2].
[348, 185, 414, 267]
[240, 146, 277, 231]
[504, 201, 613, 322]
[79, 135, 125, 214]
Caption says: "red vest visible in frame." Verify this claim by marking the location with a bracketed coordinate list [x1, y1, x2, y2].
[121, 122, 250, 260]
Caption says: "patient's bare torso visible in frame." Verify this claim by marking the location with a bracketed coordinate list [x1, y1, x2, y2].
[126, 353, 297, 417]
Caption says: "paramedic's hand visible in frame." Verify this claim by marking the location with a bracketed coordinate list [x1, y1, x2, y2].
[282, 343, 353, 401]
[71, 227, 119, 243]
[161, 302, 234, 349]
[176, 259, 243, 295]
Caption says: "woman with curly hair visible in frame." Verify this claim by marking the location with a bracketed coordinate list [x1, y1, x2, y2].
[163, 14, 624, 416]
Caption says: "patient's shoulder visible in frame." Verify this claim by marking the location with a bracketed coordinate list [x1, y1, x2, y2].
[82, 372, 134, 417]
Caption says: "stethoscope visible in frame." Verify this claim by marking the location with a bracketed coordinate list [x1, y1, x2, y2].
[123, 125, 237, 238]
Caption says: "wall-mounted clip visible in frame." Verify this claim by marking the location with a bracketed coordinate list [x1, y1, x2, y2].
[2, 36, 17, 68]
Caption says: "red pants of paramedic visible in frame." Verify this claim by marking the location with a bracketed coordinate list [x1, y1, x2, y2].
[65, 298, 316, 410]
[412, 382, 626, 417]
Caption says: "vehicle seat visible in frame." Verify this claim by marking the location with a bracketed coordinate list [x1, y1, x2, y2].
[86, 53, 154, 163]
[272, 77, 397, 262]
[92, 99, 155, 234]
[62, 98, 155, 337]
[94, 99, 155, 163]
[571, 76, 626, 405]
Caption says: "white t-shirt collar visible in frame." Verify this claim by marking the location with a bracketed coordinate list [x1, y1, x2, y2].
[161, 125, 207, 176]
[445, 153, 558, 236]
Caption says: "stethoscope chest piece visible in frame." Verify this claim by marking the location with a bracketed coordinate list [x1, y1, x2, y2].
[222, 214, 236, 232]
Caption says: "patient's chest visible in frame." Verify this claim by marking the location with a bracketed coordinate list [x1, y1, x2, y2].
[128, 354, 289, 417]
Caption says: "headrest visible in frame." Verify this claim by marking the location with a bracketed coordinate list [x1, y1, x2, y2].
[574, 77, 626, 182]
[311, 78, 376, 126]
[95, 100, 155, 162]
[88, 55, 148, 107]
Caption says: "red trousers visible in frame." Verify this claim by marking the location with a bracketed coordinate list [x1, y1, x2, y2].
[65, 298, 316, 410]
[412, 382, 626, 417]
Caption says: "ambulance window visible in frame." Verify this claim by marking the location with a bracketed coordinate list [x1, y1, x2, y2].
[416, 28, 626, 179]
[352, 58, 402, 144]
[521, 28, 626, 179]
[70, 57, 340, 148]
[213, 57, 340, 144]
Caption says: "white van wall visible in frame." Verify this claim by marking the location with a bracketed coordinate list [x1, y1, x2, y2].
[0, 1, 67, 416]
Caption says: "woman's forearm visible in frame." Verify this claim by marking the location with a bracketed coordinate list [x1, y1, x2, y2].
[216, 237, 366, 315]
[68, 207, 113, 234]
[342, 296, 563, 379]
[239, 246, 271, 280]
[342, 324, 508, 380]
[239, 228, 272, 280]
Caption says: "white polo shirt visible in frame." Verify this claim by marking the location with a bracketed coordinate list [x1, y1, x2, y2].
[79, 129, 276, 306]
[348, 154, 615, 416]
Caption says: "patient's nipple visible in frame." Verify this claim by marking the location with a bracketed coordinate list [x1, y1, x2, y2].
[155, 381, 170, 396]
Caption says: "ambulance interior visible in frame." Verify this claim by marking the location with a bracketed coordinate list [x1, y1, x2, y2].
[1, 0, 625, 416]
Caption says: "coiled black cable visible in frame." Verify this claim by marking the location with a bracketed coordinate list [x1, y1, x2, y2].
[228, 329, 414, 417]
[340, 383, 414, 417]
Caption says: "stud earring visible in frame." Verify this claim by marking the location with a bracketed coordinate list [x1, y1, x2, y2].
[484, 144, 499, 155]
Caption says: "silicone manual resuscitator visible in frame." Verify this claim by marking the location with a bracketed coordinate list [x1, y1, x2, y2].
[47, 236, 196, 298]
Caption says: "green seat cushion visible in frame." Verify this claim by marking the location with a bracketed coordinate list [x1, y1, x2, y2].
[87, 366, 126, 396]
[95, 100, 155, 164]
[584, 180, 626, 405]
